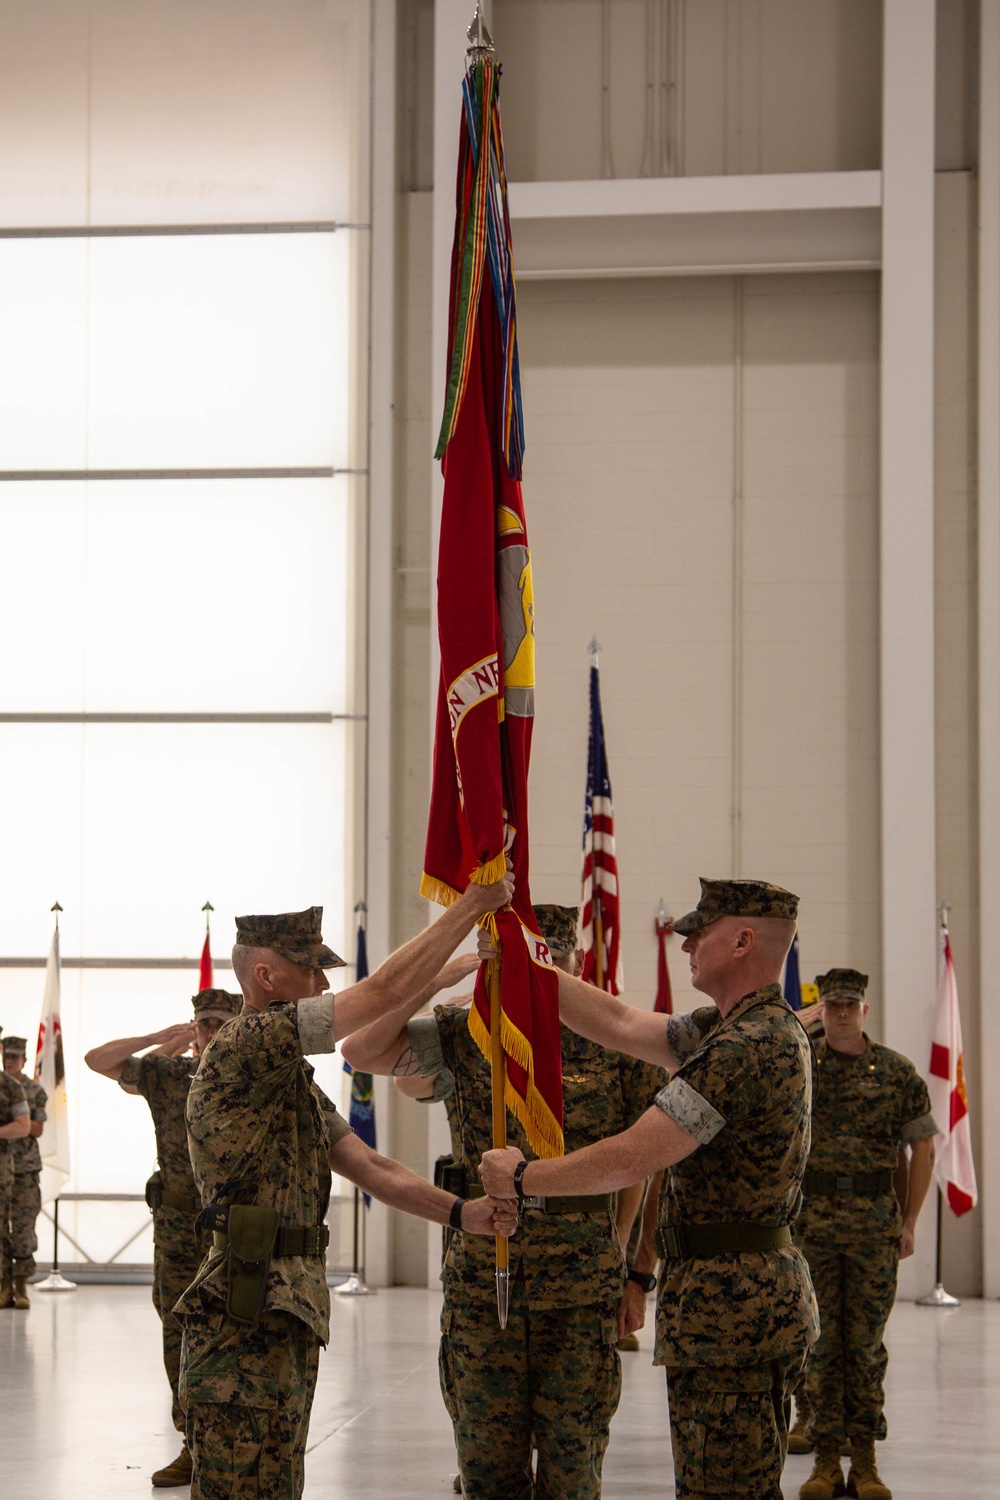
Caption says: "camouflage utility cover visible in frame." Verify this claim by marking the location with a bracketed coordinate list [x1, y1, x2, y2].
[177, 1002, 351, 1346]
[797, 1035, 936, 1242]
[234, 907, 345, 969]
[671, 878, 799, 936]
[413, 1004, 667, 1311]
[653, 984, 818, 1367]
[192, 988, 243, 1020]
[815, 968, 869, 1002]
[1, 1036, 27, 1056]
[10, 1074, 46, 1175]
[120, 1053, 201, 1203]
[534, 904, 580, 960]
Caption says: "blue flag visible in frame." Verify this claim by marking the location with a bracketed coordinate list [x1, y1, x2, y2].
[343, 924, 377, 1161]
[783, 932, 802, 1011]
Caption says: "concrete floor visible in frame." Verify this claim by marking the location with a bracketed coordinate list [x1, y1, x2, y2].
[2, 1284, 998, 1496]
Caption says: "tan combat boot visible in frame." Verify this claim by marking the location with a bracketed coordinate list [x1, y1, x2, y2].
[12, 1276, 30, 1309]
[151, 1444, 193, 1488]
[846, 1437, 892, 1499]
[787, 1409, 814, 1454]
[0, 1275, 13, 1309]
[799, 1443, 846, 1499]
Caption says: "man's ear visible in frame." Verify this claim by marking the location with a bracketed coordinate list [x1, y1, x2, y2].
[253, 962, 275, 993]
[572, 948, 585, 978]
[735, 926, 756, 952]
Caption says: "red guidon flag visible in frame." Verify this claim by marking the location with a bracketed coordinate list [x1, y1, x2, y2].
[421, 55, 562, 1159]
[928, 925, 977, 1216]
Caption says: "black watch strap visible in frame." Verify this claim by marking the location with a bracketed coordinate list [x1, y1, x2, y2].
[627, 1267, 657, 1293]
[449, 1197, 466, 1230]
[512, 1158, 530, 1203]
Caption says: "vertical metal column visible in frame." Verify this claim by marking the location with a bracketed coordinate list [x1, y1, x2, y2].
[879, 0, 938, 1299]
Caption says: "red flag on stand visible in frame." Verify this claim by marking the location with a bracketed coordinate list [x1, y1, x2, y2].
[928, 924, 977, 1216]
[654, 906, 673, 1014]
[421, 53, 562, 1159]
[199, 932, 213, 992]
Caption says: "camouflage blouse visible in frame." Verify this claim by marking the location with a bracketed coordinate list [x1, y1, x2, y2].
[0, 1074, 28, 1191]
[410, 1003, 668, 1313]
[653, 984, 819, 1368]
[177, 1000, 351, 1345]
[120, 1053, 200, 1202]
[796, 1034, 936, 1243]
[9, 1075, 46, 1175]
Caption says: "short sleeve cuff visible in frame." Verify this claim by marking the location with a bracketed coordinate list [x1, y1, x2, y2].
[324, 1107, 353, 1147]
[413, 1068, 456, 1103]
[667, 1009, 715, 1065]
[297, 994, 336, 1055]
[118, 1055, 142, 1090]
[9, 1101, 29, 1119]
[901, 1110, 938, 1143]
[407, 1015, 446, 1079]
[31, 1107, 47, 1122]
[654, 1076, 726, 1145]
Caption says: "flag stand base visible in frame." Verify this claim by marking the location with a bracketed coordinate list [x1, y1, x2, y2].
[334, 1275, 375, 1297]
[916, 1282, 961, 1307]
[34, 1271, 78, 1294]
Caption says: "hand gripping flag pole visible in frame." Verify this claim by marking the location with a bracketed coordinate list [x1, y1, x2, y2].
[423, 5, 564, 1329]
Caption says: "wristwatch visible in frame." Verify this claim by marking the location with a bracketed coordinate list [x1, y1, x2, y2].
[626, 1267, 657, 1293]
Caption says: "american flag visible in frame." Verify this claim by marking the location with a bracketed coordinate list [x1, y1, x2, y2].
[581, 653, 623, 994]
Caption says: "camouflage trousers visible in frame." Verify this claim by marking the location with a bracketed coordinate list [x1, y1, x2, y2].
[0, 1149, 13, 1243]
[800, 1235, 899, 1444]
[180, 1306, 320, 1500]
[155, 1208, 211, 1433]
[665, 1353, 805, 1500]
[440, 1287, 622, 1499]
[0, 1170, 41, 1277]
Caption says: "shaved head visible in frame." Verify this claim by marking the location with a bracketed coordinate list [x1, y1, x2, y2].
[231, 943, 330, 1012]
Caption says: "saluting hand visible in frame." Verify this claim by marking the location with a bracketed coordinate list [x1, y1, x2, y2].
[480, 1145, 524, 1201]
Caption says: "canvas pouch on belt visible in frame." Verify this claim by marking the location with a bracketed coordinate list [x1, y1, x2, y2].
[225, 1204, 278, 1326]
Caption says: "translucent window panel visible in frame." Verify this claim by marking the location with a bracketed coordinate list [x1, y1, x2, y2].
[0, 0, 370, 228]
[0, 242, 89, 468]
[0, 721, 351, 958]
[0, 480, 351, 712]
[0, 234, 352, 470]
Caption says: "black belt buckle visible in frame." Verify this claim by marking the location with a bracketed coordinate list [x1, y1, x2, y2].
[835, 1175, 853, 1193]
[520, 1195, 545, 1211]
[657, 1226, 687, 1259]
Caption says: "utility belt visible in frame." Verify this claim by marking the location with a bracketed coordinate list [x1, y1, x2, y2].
[468, 1182, 613, 1215]
[144, 1171, 199, 1216]
[655, 1222, 792, 1260]
[803, 1169, 894, 1198]
[199, 1202, 330, 1328]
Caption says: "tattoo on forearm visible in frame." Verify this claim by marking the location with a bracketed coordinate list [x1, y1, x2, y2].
[391, 1045, 422, 1078]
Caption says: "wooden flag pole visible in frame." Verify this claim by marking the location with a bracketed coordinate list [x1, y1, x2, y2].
[594, 895, 605, 991]
[487, 947, 510, 1328]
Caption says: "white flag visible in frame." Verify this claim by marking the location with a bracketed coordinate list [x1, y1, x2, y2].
[34, 925, 71, 1204]
[928, 927, 977, 1216]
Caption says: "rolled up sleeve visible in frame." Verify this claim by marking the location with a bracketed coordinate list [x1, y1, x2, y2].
[653, 1076, 726, 1146]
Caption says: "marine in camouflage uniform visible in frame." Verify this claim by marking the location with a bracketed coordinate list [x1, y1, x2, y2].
[416, 907, 666, 1500]
[479, 879, 820, 1500]
[85, 986, 243, 1488]
[176, 893, 517, 1500]
[0, 1061, 30, 1309]
[795, 969, 937, 1500]
[0, 1036, 47, 1303]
